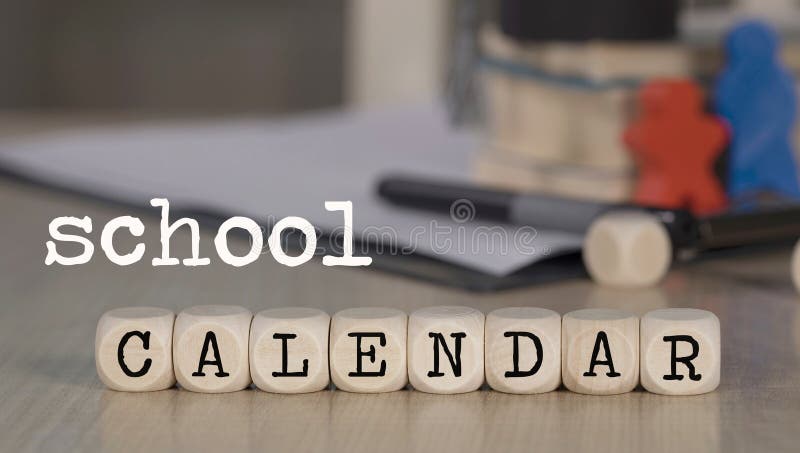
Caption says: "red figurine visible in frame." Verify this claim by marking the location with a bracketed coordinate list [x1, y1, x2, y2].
[624, 79, 729, 215]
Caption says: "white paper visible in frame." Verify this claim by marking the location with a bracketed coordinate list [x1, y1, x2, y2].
[0, 103, 582, 276]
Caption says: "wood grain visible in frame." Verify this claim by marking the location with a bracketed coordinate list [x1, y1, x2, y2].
[1, 117, 800, 452]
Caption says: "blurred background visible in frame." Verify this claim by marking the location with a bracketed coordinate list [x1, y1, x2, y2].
[1, 0, 800, 115]
[0, 0, 461, 113]
[3, 0, 800, 288]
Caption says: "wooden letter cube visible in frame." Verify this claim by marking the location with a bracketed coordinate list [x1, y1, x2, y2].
[173, 305, 252, 393]
[792, 238, 800, 294]
[562, 308, 639, 395]
[408, 306, 484, 394]
[330, 307, 408, 393]
[641, 308, 720, 395]
[96, 307, 176, 392]
[485, 307, 561, 394]
[250, 307, 330, 393]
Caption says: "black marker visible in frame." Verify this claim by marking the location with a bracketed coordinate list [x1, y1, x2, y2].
[377, 174, 800, 256]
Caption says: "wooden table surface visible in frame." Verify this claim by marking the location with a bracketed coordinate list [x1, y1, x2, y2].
[1, 117, 799, 452]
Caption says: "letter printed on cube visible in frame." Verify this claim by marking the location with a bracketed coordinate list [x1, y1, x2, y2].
[250, 307, 330, 393]
[640, 308, 720, 395]
[173, 305, 252, 393]
[485, 307, 561, 394]
[562, 308, 639, 395]
[330, 307, 408, 393]
[408, 306, 484, 394]
[96, 306, 176, 392]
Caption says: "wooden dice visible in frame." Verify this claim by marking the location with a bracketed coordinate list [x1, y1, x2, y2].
[96, 307, 176, 391]
[792, 238, 800, 294]
[562, 308, 639, 395]
[97, 304, 722, 396]
[640, 308, 720, 395]
[330, 307, 408, 393]
[485, 307, 561, 394]
[173, 305, 253, 393]
[250, 307, 330, 393]
[408, 306, 485, 394]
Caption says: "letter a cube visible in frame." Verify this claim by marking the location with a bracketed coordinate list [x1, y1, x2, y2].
[562, 308, 639, 395]
[173, 305, 252, 393]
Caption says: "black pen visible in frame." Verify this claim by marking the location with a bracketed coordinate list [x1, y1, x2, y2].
[378, 174, 800, 249]
[378, 174, 695, 244]
[378, 174, 800, 286]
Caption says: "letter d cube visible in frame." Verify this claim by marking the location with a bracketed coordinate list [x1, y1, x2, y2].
[485, 307, 561, 394]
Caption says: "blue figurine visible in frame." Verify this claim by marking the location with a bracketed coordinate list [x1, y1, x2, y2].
[714, 20, 800, 199]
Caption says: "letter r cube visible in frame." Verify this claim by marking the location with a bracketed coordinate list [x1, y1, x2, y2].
[641, 308, 720, 395]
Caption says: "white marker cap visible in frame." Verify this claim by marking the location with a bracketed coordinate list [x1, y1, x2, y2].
[582, 211, 672, 288]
